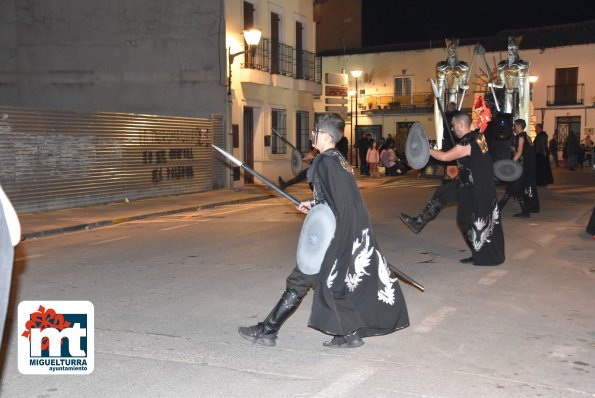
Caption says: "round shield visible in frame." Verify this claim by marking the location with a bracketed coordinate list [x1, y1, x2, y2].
[296, 203, 336, 275]
[291, 148, 303, 176]
[493, 159, 523, 182]
[405, 122, 430, 169]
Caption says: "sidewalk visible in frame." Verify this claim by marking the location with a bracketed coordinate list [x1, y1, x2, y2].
[18, 173, 400, 240]
[19, 165, 594, 241]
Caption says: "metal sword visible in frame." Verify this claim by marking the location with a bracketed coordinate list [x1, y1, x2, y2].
[431, 79, 457, 147]
[271, 128, 297, 150]
[212, 144, 425, 292]
[212, 144, 301, 206]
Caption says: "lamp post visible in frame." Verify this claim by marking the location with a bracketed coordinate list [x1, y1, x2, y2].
[348, 89, 356, 165]
[350, 69, 363, 169]
[226, 28, 262, 189]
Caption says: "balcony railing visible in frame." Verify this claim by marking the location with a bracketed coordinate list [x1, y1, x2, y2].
[242, 37, 321, 83]
[546, 84, 585, 106]
[358, 92, 435, 112]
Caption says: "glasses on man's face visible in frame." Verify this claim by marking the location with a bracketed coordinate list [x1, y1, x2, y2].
[311, 129, 327, 139]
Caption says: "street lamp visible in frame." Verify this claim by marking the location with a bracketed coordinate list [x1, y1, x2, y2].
[226, 28, 262, 189]
[348, 89, 356, 164]
[350, 69, 363, 169]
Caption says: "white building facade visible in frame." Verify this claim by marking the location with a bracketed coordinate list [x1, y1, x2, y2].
[225, 0, 321, 186]
[315, 26, 595, 158]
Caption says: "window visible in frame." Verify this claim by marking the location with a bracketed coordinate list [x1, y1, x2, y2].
[243, 1, 254, 29]
[394, 76, 411, 96]
[554, 67, 578, 105]
[296, 111, 310, 153]
[271, 108, 287, 154]
[271, 12, 281, 75]
[296, 21, 304, 79]
[244, 2, 256, 68]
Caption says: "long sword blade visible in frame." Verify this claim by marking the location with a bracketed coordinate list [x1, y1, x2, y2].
[213, 145, 424, 292]
[271, 129, 297, 150]
[212, 145, 301, 206]
[430, 79, 456, 146]
[388, 263, 425, 292]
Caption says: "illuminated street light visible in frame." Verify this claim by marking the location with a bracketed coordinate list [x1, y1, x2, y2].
[350, 69, 363, 169]
[226, 29, 261, 189]
[348, 89, 356, 164]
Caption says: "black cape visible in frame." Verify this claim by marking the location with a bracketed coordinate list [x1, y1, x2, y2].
[306, 149, 409, 337]
[534, 132, 553, 186]
[460, 132, 506, 265]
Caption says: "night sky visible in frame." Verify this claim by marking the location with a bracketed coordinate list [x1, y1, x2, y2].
[362, 1, 595, 46]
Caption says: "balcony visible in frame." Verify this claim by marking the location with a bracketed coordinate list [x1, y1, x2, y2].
[546, 84, 585, 106]
[242, 37, 321, 84]
[356, 92, 434, 114]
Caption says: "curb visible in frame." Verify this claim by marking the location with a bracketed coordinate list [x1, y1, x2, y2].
[22, 194, 275, 240]
[21, 177, 399, 240]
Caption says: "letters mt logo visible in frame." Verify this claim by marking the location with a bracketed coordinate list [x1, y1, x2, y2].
[18, 301, 94, 375]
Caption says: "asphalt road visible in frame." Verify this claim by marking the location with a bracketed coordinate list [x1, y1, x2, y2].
[1, 169, 594, 397]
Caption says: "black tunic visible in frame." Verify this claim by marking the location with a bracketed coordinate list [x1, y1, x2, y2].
[534, 131, 554, 186]
[306, 149, 409, 337]
[456, 131, 505, 266]
[515, 132, 540, 212]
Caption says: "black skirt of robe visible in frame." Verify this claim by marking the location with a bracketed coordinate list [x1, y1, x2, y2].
[464, 133, 506, 265]
[306, 149, 410, 337]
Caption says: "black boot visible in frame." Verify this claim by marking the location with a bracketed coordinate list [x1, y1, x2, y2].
[238, 289, 302, 347]
[498, 193, 510, 210]
[513, 197, 530, 218]
[399, 199, 442, 234]
[278, 177, 287, 189]
[322, 330, 364, 348]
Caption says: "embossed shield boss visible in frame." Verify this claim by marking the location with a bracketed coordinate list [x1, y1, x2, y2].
[296, 203, 336, 275]
[405, 122, 430, 169]
[291, 148, 303, 176]
[493, 159, 523, 182]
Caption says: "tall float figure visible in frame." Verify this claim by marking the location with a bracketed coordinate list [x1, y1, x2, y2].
[434, 38, 468, 149]
[491, 36, 531, 131]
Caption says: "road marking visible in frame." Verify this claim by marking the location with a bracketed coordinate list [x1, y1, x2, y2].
[537, 234, 557, 246]
[414, 306, 456, 333]
[512, 248, 534, 260]
[478, 269, 508, 285]
[312, 367, 375, 398]
[14, 253, 45, 261]
[91, 236, 130, 245]
[160, 224, 192, 231]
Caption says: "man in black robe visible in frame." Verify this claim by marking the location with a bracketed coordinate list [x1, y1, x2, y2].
[533, 123, 553, 186]
[498, 119, 540, 217]
[401, 112, 505, 266]
[239, 113, 409, 348]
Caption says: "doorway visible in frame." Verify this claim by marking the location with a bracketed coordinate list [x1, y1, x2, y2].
[243, 107, 255, 184]
[556, 116, 581, 151]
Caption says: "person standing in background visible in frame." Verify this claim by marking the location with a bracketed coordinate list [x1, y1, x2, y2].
[366, 139, 381, 178]
[534, 123, 553, 186]
[549, 130, 559, 167]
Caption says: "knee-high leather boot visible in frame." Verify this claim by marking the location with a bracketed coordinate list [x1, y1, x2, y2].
[399, 198, 442, 234]
[513, 196, 531, 217]
[238, 289, 302, 347]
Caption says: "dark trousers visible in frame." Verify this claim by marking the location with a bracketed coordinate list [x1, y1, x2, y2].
[286, 266, 318, 298]
[284, 168, 308, 187]
[457, 187, 473, 241]
[432, 180, 460, 206]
